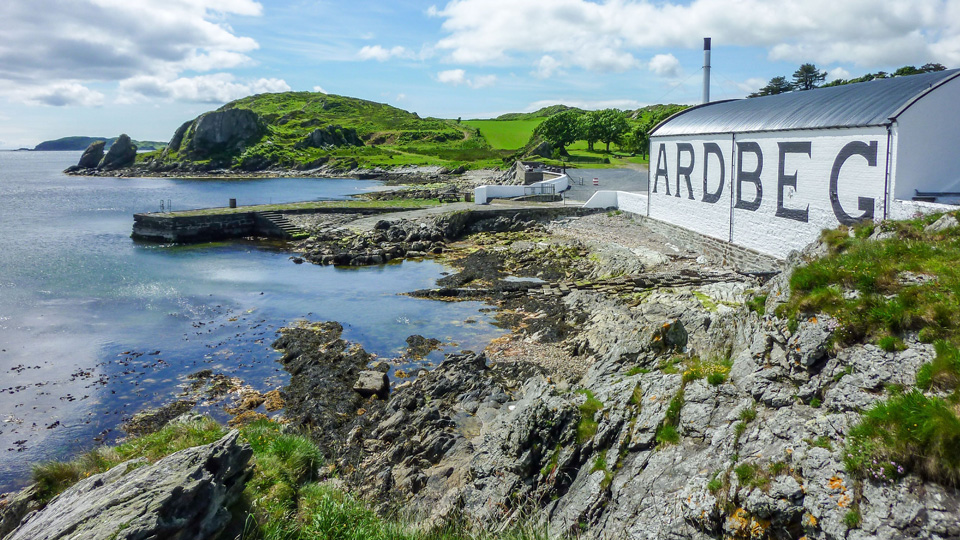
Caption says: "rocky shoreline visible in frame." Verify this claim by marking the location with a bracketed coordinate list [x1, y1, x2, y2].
[3, 209, 959, 539]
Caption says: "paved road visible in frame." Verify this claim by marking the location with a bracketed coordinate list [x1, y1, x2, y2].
[562, 167, 648, 202]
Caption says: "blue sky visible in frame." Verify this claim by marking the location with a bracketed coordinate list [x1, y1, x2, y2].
[1, 0, 958, 148]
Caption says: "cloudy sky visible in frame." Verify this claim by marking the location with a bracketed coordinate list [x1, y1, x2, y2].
[1, 0, 958, 148]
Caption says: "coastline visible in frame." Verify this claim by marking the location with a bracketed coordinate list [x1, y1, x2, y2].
[5, 192, 960, 539]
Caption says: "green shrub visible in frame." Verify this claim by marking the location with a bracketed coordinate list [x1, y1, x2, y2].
[681, 357, 732, 385]
[576, 390, 604, 443]
[915, 340, 960, 391]
[844, 389, 960, 486]
[707, 472, 723, 494]
[844, 510, 862, 529]
[655, 424, 680, 445]
[739, 408, 757, 422]
[734, 463, 758, 485]
[810, 397, 822, 408]
[655, 389, 685, 447]
[747, 294, 768, 316]
[878, 336, 907, 352]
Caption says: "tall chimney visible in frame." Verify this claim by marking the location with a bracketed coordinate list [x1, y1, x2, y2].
[702, 37, 711, 104]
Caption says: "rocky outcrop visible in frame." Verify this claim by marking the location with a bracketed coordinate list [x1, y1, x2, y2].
[276, 228, 960, 540]
[4, 430, 251, 540]
[182, 108, 264, 159]
[98, 134, 137, 171]
[273, 322, 374, 454]
[164, 120, 193, 155]
[296, 125, 363, 149]
[76, 140, 105, 168]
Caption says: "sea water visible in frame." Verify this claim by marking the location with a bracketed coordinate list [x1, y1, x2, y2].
[0, 151, 500, 491]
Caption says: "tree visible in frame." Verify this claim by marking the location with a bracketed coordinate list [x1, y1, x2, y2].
[595, 109, 629, 152]
[748, 76, 793, 98]
[792, 63, 827, 90]
[920, 63, 947, 73]
[621, 122, 652, 158]
[578, 111, 602, 151]
[534, 110, 582, 153]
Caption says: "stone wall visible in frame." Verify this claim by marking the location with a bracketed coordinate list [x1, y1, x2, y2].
[630, 213, 782, 273]
[132, 212, 258, 243]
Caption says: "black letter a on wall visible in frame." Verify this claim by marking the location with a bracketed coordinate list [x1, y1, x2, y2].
[653, 144, 671, 196]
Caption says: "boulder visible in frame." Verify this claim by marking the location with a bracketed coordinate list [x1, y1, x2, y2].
[97, 134, 137, 171]
[5, 430, 251, 540]
[296, 125, 363, 149]
[354, 370, 389, 399]
[76, 140, 105, 168]
[183, 108, 264, 158]
[925, 213, 958, 233]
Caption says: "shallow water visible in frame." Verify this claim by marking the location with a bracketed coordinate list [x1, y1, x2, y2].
[0, 152, 500, 491]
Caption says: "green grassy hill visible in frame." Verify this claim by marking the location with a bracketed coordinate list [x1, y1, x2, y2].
[460, 119, 545, 150]
[143, 92, 513, 171]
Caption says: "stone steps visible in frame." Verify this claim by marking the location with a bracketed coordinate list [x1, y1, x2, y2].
[257, 211, 307, 239]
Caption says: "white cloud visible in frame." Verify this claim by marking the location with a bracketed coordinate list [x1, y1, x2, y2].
[396, 93, 408, 101]
[0, 0, 265, 105]
[737, 77, 768, 94]
[358, 45, 413, 61]
[436, 69, 497, 88]
[23, 83, 105, 107]
[437, 69, 467, 85]
[313, 85, 328, 93]
[648, 54, 681, 77]
[827, 67, 851, 82]
[120, 74, 289, 103]
[428, 0, 960, 69]
[534, 55, 563, 79]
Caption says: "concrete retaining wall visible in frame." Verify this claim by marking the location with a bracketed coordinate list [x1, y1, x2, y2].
[133, 207, 403, 243]
[475, 175, 570, 204]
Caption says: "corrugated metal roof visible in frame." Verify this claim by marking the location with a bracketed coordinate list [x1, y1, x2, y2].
[651, 69, 960, 137]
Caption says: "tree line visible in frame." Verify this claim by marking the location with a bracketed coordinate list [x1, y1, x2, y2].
[533, 105, 687, 158]
[750, 62, 947, 97]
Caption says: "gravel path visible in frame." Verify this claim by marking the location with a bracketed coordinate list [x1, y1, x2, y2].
[547, 212, 697, 257]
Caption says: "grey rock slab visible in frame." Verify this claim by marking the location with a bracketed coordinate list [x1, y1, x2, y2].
[354, 370, 390, 398]
[6, 430, 251, 540]
[924, 213, 958, 233]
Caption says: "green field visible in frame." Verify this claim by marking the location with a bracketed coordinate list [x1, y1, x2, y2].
[462, 119, 545, 150]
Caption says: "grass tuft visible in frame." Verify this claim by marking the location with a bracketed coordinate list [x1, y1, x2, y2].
[575, 390, 604, 444]
[844, 389, 960, 486]
[33, 417, 226, 503]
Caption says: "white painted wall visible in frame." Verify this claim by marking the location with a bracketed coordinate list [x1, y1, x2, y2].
[618, 191, 648, 215]
[474, 175, 570, 204]
[648, 134, 734, 242]
[649, 127, 889, 258]
[888, 198, 958, 220]
[892, 75, 960, 199]
[582, 191, 619, 208]
[731, 128, 888, 257]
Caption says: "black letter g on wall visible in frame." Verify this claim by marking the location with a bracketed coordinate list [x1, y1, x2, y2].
[830, 141, 877, 225]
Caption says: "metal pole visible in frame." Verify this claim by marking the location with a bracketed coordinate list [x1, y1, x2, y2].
[702, 37, 711, 104]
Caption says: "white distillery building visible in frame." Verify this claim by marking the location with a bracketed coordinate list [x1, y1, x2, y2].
[593, 69, 960, 259]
